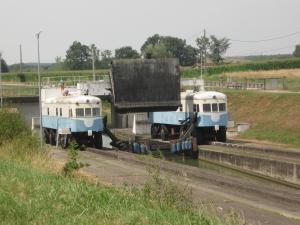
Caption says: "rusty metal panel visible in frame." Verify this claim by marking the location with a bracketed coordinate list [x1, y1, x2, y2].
[110, 59, 180, 113]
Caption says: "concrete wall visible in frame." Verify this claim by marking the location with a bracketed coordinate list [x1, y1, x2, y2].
[199, 150, 300, 185]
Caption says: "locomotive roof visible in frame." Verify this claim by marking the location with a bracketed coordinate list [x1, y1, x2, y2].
[44, 94, 101, 104]
[182, 91, 226, 100]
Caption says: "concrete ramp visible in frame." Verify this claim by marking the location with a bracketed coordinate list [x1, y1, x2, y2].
[110, 59, 180, 113]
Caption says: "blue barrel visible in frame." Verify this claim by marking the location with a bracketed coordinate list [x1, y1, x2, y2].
[133, 142, 137, 153]
[181, 141, 185, 150]
[187, 139, 192, 150]
[184, 140, 188, 150]
[171, 143, 176, 153]
[140, 144, 145, 154]
[133, 142, 141, 153]
[176, 142, 181, 152]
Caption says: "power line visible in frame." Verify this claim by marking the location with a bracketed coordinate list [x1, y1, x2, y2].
[231, 44, 295, 56]
[206, 30, 300, 43]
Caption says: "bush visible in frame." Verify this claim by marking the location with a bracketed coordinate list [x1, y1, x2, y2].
[17, 73, 26, 82]
[0, 109, 30, 143]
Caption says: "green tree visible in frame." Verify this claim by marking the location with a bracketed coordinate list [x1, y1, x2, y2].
[141, 34, 161, 52]
[293, 45, 300, 57]
[0, 58, 9, 73]
[65, 41, 92, 70]
[97, 49, 113, 69]
[143, 43, 172, 59]
[180, 45, 198, 66]
[196, 35, 210, 64]
[141, 34, 197, 66]
[209, 35, 230, 64]
[115, 46, 139, 59]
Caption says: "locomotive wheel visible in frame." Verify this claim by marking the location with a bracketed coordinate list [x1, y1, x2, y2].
[216, 128, 227, 142]
[196, 129, 205, 145]
[94, 132, 103, 149]
[49, 130, 56, 146]
[60, 134, 69, 149]
[151, 124, 159, 139]
[160, 128, 166, 140]
[43, 129, 50, 144]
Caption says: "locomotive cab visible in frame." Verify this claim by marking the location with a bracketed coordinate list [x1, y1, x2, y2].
[42, 93, 104, 149]
[149, 90, 228, 144]
[181, 91, 228, 143]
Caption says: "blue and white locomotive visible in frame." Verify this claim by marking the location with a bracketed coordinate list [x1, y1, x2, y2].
[149, 90, 228, 144]
[42, 88, 104, 149]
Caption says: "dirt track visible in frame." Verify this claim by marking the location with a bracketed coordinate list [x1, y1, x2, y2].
[51, 148, 300, 225]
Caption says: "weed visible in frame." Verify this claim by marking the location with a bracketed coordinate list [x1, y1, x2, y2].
[142, 166, 193, 211]
[62, 141, 88, 176]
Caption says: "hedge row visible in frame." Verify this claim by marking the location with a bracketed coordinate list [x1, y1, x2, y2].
[181, 58, 300, 77]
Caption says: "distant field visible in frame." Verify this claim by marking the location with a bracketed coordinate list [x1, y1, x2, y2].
[223, 68, 300, 79]
[181, 58, 300, 78]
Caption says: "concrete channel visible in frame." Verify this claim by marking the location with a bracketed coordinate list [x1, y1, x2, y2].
[111, 128, 300, 186]
[199, 142, 300, 186]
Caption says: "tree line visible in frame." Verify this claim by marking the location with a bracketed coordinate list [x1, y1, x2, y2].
[53, 34, 231, 70]
[3, 35, 300, 73]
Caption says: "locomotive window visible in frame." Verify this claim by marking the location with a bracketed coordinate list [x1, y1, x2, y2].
[76, 108, 84, 117]
[47, 108, 49, 115]
[193, 104, 197, 112]
[212, 103, 218, 112]
[93, 108, 100, 116]
[59, 108, 62, 116]
[56, 108, 58, 116]
[179, 104, 183, 112]
[196, 104, 200, 112]
[203, 104, 211, 112]
[85, 108, 92, 117]
[219, 103, 226, 112]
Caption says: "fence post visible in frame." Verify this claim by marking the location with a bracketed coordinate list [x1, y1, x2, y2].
[282, 76, 286, 90]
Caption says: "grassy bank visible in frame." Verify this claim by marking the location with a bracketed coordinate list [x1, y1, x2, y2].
[0, 110, 238, 225]
[226, 90, 300, 147]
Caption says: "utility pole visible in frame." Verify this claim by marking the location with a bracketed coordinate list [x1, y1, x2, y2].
[203, 29, 207, 73]
[36, 31, 43, 148]
[0, 52, 2, 108]
[92, 46, 96, 81]
[200, 52, 203, 80]
[19, 44, 23, 74]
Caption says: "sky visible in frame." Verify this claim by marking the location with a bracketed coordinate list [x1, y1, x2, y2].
[1, 0, 300, 64]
